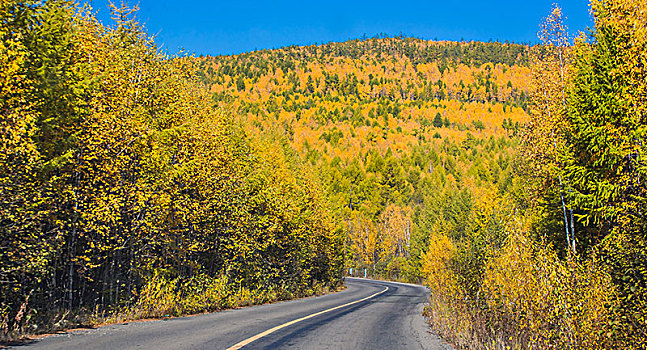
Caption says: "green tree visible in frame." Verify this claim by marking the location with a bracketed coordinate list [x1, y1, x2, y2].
[565, 0, 647, 341]
[236, 76, 246, 91]
[433, 112, 443, 128]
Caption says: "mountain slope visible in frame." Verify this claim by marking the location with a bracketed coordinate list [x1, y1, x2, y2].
[196, 37, 531, 281]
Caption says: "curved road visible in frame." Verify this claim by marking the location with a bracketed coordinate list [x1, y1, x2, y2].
[18, 278, 452, 349]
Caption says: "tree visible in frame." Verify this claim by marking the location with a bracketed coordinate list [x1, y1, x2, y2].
[236, 76, 246, 91]
[433, 112, 443, 127]
[306, 74, 315, 93]
[566, 0, 647, 237]
[472, 120, 485, 131]
[523, 5, 577, 256]
[565, 0, 647, 340]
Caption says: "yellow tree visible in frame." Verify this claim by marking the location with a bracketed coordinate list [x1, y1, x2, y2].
[524, 5, 576, 255]
[380, 204, 412, 257]
[0, 1, 44, 333]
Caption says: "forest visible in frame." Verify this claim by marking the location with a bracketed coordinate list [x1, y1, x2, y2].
[2, 0, 646, 348]
[195, 35, 530, 287]
[1, 0, 343, 340]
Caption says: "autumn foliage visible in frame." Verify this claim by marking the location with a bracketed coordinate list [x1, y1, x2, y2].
[0, 0, 342, 340]
[195, 34, 530, 284]
[423, 1, 647, 349]
[1, 0, 645, 347]
[193, 1, 646, 348]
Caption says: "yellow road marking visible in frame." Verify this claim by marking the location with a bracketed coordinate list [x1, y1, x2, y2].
[225, 286, 389, 350]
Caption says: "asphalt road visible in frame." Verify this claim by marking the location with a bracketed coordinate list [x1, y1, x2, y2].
[17, 278, 452, 350]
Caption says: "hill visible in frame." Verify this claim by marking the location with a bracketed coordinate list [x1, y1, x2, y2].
[195, 37, 531, 281]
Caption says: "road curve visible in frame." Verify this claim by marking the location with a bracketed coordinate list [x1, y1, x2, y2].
[17, 278, 452, 350]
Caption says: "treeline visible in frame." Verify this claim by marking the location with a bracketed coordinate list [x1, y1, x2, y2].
[422, 2, 647, 348]
[309, 36, 529, 67]
[205, 37, 528, 77]
[200, 38, 530, 107]
[0, 0, 342, 340]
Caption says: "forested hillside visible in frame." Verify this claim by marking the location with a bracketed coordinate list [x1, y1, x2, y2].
[196, 37, 531, 282]
[0, 0, 342, 340]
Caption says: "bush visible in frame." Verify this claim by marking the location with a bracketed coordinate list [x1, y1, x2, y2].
[483, 233, 617, 349]
[421, 191, 630, 349]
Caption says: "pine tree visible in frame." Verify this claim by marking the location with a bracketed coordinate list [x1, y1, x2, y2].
[565, 0, 647, 340]
[433, 112, 443, 127]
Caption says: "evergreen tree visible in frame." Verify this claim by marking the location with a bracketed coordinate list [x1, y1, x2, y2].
[565, 0, 647, 339]
[433, 112, 443, 127]
[236, 75, 246, 91]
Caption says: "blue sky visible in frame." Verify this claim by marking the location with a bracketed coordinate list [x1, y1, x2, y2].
[87, 1, 593, 56]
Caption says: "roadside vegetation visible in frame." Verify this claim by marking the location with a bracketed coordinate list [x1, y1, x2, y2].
[423, 2, 647, 348]
[0, 1, 342, 341]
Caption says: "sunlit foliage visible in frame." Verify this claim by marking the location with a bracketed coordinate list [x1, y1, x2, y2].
[421, 1, 647, 348]
[0, 1, 342, 340]
[196, 36, 529, 284]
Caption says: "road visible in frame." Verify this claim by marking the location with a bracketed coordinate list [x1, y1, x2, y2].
[17, 278, 452, 350]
